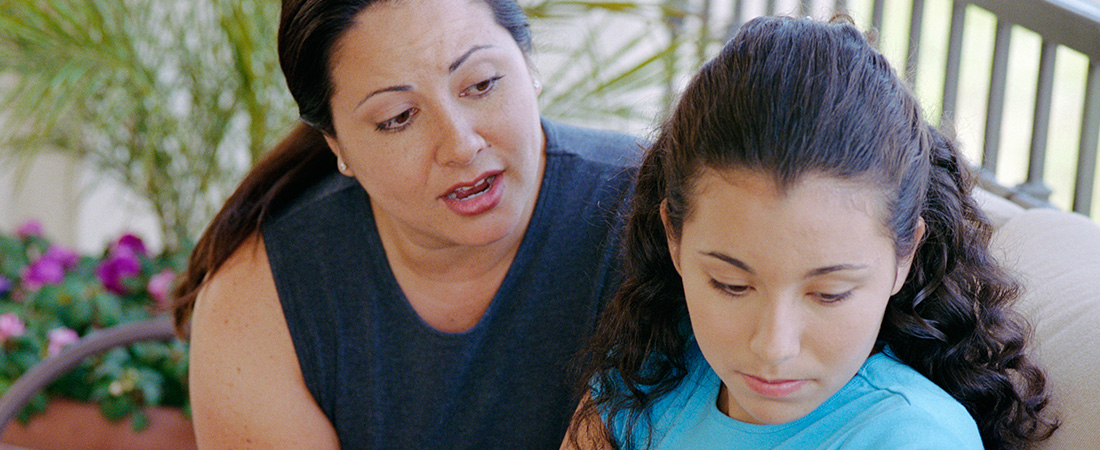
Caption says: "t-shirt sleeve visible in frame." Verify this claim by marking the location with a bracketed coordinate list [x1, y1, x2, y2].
[836, 404, 984, 449]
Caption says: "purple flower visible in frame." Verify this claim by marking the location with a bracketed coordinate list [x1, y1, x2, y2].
[0, 313, 26, 341]
[112, 234, 147, 257]
[15, 220, 43, 239]
[21, 257, 65, 291]
[0, 275, 11, 297]
[20, 245, 80, 291]
[96, 251, 142, 296]
[42, 245, 79, 269]
[47, 327, 80, 356]
[147, 269, 176, 309]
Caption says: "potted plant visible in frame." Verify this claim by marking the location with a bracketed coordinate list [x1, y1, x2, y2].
[0, 220, 192, 450]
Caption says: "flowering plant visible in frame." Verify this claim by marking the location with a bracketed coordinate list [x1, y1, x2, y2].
[0, 220, 189, 430]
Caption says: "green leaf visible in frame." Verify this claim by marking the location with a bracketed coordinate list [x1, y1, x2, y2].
[92, 292, 123, 327]
[99, 395, 134, 421]
[131, 408, 149, 432]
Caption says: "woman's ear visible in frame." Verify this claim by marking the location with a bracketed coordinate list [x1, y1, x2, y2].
[323, 134, 354, 177]
[660, 200, 683, 275]
[892, 217, 926, 295]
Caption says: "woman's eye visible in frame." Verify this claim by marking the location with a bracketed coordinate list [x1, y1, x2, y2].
[813, 291, 852, 304]
[461, 75, 503, 98]
[376, 108, 418, 132]
[709, 279, 750, 297]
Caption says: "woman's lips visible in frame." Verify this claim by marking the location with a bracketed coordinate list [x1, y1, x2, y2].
[739, 373, 807, 398]
[440, 171, 504, 216]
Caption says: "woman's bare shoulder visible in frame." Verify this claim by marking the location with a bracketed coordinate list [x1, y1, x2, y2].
[189, 234, 339, 449]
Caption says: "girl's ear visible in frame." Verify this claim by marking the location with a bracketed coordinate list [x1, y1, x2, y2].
[892, 217, 926, 295]
[660, 200, 683, 275]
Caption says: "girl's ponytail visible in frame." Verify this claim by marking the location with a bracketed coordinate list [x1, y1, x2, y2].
[884, 128, 1058, 449]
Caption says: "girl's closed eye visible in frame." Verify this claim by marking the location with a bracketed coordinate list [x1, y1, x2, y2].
[709, 278, 751, 297]
[376, 107, 419, 132]
[811, 290, 853, 304]
[461, 75, 504, 98]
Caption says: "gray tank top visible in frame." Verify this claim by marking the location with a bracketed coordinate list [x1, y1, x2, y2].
[263, 119, 640, 450]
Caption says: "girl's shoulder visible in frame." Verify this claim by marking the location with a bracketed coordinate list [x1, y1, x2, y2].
[827, 352, 984, 449]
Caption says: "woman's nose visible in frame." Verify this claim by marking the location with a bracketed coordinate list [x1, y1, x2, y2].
[435, 106, 486, 167]
[748, 300, 802, 366]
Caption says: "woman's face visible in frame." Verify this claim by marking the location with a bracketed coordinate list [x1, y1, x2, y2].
[324, 0, 544, 250]
[664, 168, 917, 425]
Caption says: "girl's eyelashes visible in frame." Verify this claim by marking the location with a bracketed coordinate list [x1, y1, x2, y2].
[709, 278, 751, 297]
[376, 107, 419, 132]
[461, 75, 504, 98]
[812, 291, 853, 304]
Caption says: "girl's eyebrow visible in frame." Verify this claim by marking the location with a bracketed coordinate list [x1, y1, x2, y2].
[700, 251, 868, 279]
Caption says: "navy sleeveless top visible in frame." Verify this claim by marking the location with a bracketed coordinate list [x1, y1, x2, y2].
[262, 119, 641, 450]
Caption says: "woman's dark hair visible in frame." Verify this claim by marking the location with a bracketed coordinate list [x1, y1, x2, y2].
[572, 16, 1058, 450]
[172, 0, 533, 334]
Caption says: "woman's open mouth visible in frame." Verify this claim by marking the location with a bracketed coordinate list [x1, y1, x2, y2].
[441, 171, 505, 216]
[447, 174, 496, 200]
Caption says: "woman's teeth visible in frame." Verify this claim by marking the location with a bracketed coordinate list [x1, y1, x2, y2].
[448, 175, 495, 200]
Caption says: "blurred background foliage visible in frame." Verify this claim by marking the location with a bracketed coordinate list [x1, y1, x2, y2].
[0, 0, 708, 250]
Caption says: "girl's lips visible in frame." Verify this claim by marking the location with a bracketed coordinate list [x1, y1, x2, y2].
[440, 171, 504, 216]
[739, 373, 807, 398]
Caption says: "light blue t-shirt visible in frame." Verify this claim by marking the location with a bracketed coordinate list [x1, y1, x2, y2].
[607, 343, 983, 449]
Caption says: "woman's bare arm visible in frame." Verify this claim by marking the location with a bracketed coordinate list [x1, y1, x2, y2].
[560, 395, 614, 450]
[188, 235, 339, 449]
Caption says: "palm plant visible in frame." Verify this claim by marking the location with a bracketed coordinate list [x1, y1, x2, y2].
[0, 0, 295, 250]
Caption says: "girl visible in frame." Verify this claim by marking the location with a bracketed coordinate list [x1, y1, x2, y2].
[565, 16, 1057, 450]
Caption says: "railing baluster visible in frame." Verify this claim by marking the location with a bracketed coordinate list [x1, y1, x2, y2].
[940, 1, 967, 132]
[1019, 40, 1058, 201]
[983, 20, 1013, 172]
[834, 0, 848, 15]
[906, 0, 926, 85]
[1074, 59, 1100, 215]
[872, 0, 886, 35]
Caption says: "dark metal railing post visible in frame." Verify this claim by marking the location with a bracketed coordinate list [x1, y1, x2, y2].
[940, 1, 967, 133]
[1074, 60, 1100, 215]
[1018, 40, 1058, 202]
[906, 0, 926, 85]
[983, 20, 1013, 172]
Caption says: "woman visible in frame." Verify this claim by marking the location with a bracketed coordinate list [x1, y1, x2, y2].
[173, 0, 641, 448]
[565, 16, 1057, 450]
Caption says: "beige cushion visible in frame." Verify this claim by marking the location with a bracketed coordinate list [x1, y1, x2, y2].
[990, 208, 1100, 449]
[973, 187, 1025, 228]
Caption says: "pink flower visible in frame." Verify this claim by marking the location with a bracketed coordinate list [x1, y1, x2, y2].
[47, 327, 80, 356]
[96, 251, 142, 296]
[0, 313, 26, 341]
[112, 234, 147, 257]
[15, 220, 43, 239]
[147, 269, 176, 309]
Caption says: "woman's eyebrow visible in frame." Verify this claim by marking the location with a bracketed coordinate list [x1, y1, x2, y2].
[449, 44, 493, 73]
[355, 44, 496, 110]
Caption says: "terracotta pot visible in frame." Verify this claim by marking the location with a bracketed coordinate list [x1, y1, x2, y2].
[0, 398, 195, 450]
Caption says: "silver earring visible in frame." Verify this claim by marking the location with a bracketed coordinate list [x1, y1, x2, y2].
[339, 161, 347, 171]
[533, 80, 541, 90]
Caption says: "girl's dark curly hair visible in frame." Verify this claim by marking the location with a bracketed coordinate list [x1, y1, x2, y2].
[570, 16, 1058, 450]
